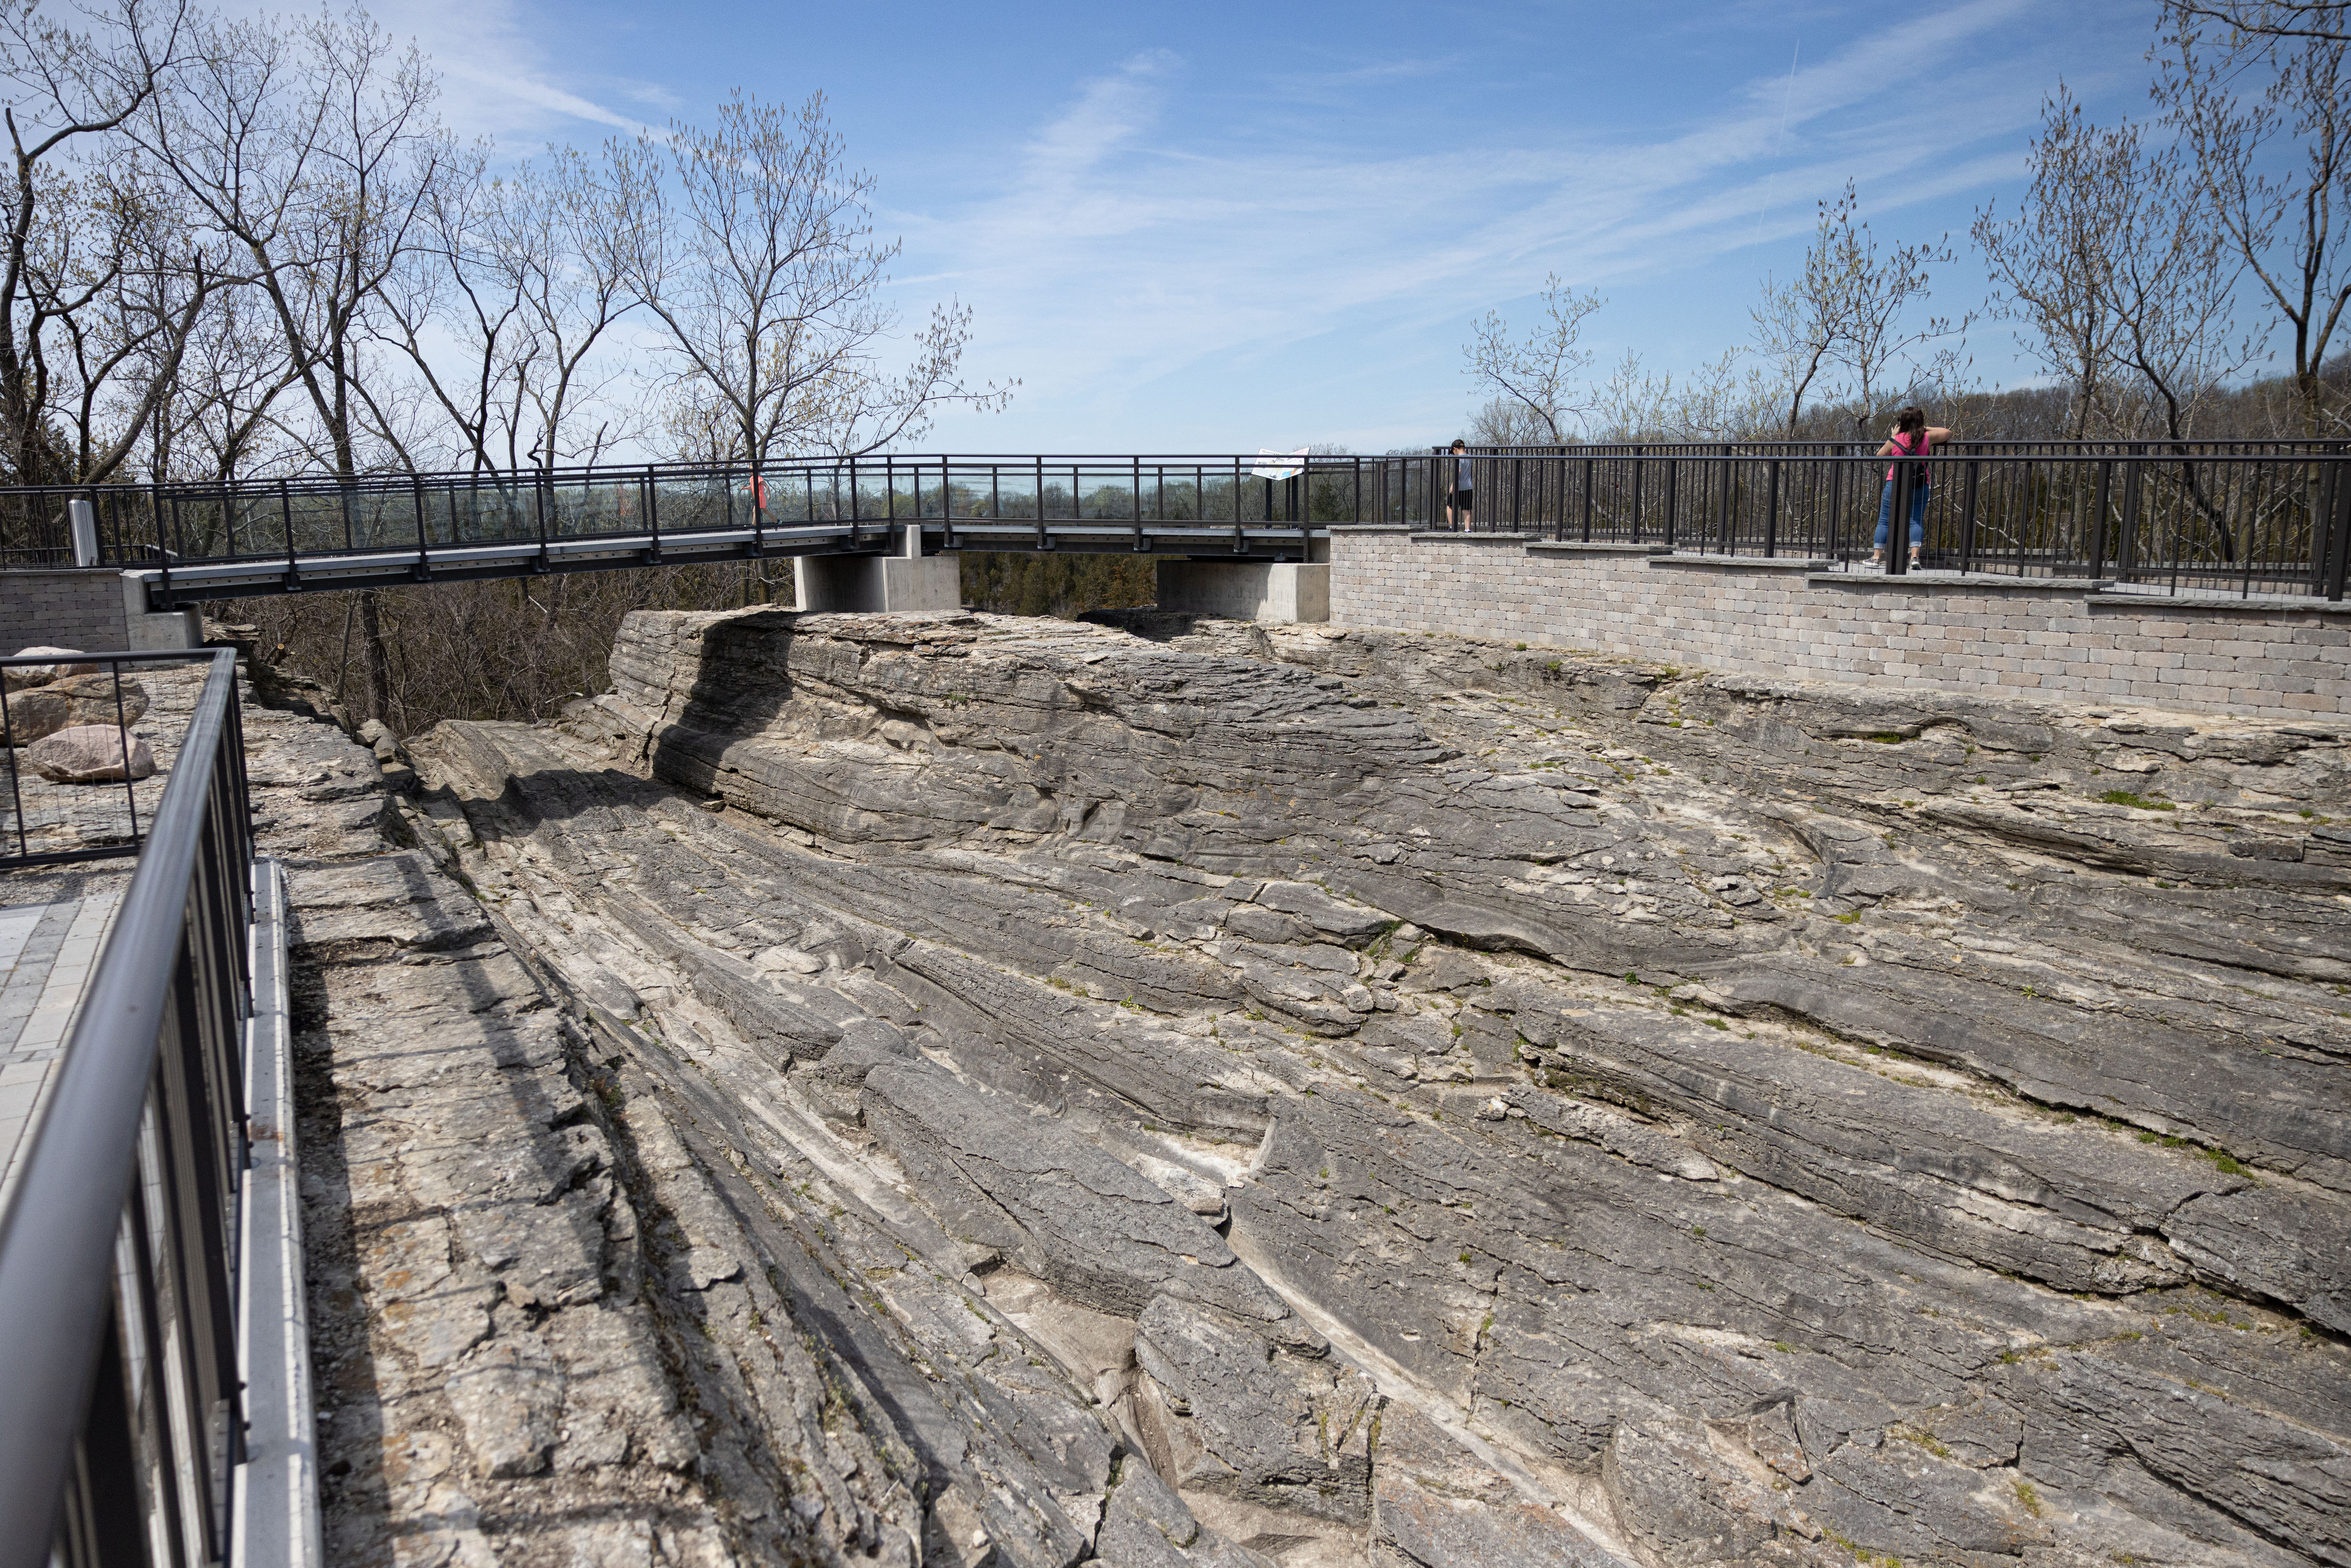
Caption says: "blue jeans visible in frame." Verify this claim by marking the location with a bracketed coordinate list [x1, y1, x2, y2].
[1875, 481, 1927, 550]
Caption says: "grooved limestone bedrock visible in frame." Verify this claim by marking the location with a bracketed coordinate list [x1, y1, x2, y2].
[360, 606, 2351, 1568]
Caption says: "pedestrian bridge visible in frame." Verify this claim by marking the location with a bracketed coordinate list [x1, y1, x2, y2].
[6, 442, 2349, 636]
[4, 454, 1375, 609]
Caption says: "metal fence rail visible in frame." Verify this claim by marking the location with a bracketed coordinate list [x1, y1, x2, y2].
[0, 454, 1356, 578]
[0, 649, 257, 1567]
[1429, 448, 2351, 599]
[1474, 438, 2350, 460]
[2, 655, 212, 868]
[7, 445, 2349, 599]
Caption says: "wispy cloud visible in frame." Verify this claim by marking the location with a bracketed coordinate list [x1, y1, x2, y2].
[896, 0, 2081, 447]
[332, 0, 658, 142]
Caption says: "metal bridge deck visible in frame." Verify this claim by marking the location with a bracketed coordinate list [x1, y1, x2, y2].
[121, 522, 1323, 607]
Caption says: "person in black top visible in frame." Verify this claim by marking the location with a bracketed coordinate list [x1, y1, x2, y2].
[1445, 439, 1474, 531]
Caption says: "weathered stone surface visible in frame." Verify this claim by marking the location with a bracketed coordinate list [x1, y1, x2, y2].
[863, 1059, 1290, 1324]
[27, 723, 153, 781]
[6, 674, 147, 744]
[4, 645, 98, 691]
[1130, 1293, 1377, 1523]
[356, 607, 2351, 1568]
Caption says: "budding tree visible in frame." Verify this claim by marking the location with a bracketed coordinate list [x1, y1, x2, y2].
[1813, 184, 1972, 437]
[1973, 91, 2132, 437]
[1752, 186, 1861, 435]
[1463, 274, 1604, 444]
[2159, 4, 2351, 437]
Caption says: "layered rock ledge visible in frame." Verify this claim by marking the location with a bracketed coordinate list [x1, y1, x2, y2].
[286, 608, 2350, 1568]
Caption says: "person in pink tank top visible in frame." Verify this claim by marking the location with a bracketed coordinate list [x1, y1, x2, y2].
[1872, 405, 1952, 566]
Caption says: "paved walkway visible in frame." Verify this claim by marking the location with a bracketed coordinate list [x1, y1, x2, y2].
[0, 870, 126, 1210]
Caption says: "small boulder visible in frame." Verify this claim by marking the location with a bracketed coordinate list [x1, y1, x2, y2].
[5, 688, 70, 743]
[29, 726, 155, 783]
[47, 673, 147, 726]
[4, 675, 145, 744]
[5, 647, 99, 692]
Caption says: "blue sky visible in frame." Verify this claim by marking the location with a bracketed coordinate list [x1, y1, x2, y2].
[365, 0, 2170, 452]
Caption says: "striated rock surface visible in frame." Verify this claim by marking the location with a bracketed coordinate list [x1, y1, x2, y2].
[289, 604, 2351, 1568]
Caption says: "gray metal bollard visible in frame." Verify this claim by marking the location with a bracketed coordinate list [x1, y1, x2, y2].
[68, 498, 98, 566]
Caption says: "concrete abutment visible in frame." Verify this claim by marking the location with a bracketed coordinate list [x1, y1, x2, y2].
[1154, 560, 1330, 624]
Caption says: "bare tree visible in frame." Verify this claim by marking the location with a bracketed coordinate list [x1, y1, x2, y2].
[1594, 347, 1773, 443]
[2107, 143, 2257, 447]
[138, 6, 451, 479]
[2167, 1, 2347, 40]
[1973, 91, 2132, 438]
[0, 0, 211, 485]
[2159, 5, 2351, 437]
[1817, 184, 1973, 437]
[1463, 273, 1604, 444]
[500, 149, 640, 468]
[144, 274, 299, 483]
[137, 6, 453, 721]
[380, 146, 639, 473]
[1466, 394, 1559, 446]
[1752, 187, 1860, 435]
[615, 90, 1007, 466]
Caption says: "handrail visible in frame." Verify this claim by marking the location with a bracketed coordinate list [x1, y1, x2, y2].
[6, 448, 2347, 599]
[0, 648, 252, 1567]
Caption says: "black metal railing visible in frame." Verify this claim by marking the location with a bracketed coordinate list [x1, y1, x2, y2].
[2, 653, 219, 868]
[1473, 437, 2350, 459]
[0, 454, 1349, 577]
[1428, 446, 2351, 598]
[0, 648, 255, 1567]
[9, 444, 2349, 599]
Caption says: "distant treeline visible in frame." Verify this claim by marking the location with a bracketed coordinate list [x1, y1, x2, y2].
[958, 553, 1162, 619]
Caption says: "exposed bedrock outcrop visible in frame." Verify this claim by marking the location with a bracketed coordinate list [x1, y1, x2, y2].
[382, 607, 2351, 1568]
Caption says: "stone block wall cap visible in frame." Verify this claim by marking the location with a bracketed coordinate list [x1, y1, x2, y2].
[1648, 553, 1832, 571]
[1408, 530, 1547, 544]
[1324, 524, 1415, 535]
[2088, 588, 2351, 616]
[1803, 571, 2107, 594]
[1523, 541, 1676, 556]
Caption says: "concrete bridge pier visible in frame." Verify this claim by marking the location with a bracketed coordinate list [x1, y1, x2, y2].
[791, 527, 962, 613]
[1153, 558, 1330, 624]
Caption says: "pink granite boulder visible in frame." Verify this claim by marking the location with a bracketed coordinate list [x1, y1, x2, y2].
[28, 725, 154, 783]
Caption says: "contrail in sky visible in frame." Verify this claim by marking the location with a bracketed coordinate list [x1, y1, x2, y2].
[1752, 40, 1802, 250]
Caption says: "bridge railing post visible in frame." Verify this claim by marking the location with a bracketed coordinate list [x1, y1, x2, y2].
[926, 456, 945, 555]
[279, 477, 298, 590]
[411, 474, 429, 580]
[151, 483, 171, 592]
[645, 463, 662, 564]
[1234, 454, 1245, 553]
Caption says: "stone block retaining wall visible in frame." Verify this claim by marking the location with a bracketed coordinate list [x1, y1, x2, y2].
[1, 568, 129, 651]
[1327, 527, 2351, 720]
